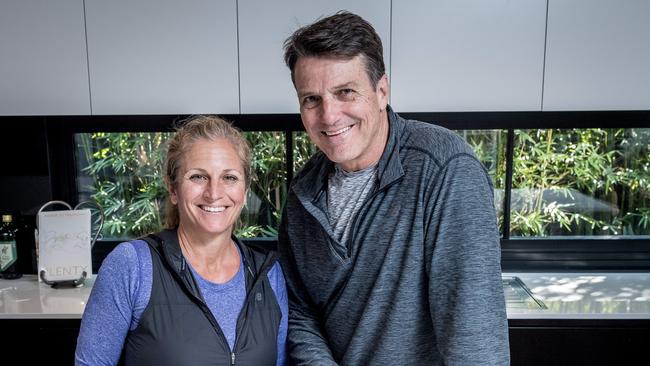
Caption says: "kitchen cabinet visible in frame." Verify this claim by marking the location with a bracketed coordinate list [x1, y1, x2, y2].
[543, 0, 650, 110]
[390, 0, 547, 112]
[238, 0, 391, 113]
[84, 0, 239, 114]
[0, 0, 90, 115]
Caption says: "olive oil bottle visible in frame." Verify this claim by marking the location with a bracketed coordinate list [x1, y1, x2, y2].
[0, 214, 22, 279]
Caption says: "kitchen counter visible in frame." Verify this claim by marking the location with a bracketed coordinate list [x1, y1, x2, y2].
[1, 272, 650, 319]
[504, 272, 650, 319]
[0, 275, 94, 319]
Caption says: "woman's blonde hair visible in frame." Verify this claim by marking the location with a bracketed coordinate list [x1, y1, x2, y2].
[164, 115, 252, 228]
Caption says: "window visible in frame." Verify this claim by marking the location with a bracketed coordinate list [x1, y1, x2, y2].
[47, 111, 650, 269]
[511, 128, 650, 238]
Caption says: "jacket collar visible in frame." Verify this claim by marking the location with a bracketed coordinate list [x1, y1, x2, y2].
[148, 228, 269, 290]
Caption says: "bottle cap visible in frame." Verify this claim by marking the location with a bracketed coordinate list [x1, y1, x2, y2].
[2, 215, 13, 223]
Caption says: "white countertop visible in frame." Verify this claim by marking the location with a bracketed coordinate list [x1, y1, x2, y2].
[1, 273, 650, 320]
[0, 275, 95, 319]
[504, 272, 650, 319]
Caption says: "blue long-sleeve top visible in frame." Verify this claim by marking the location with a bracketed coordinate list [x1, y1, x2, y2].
[75, 240, 287, 365]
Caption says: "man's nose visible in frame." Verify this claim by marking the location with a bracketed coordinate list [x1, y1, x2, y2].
[320, 97, 340, 125]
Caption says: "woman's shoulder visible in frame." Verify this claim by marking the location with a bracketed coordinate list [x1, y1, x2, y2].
[102, 239, 151, 270]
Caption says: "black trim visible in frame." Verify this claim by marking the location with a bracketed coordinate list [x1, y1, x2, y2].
[285, 130, 294, 184]
[502, 129, 515, 239]
[400, 110, 650, 129]
[509, 318, 650, 328]
[502, 238, 650, 270]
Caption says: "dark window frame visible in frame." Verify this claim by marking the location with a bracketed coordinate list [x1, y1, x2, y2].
[43, 111, 650, 270]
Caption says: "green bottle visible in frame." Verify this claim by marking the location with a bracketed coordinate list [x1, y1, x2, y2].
[0, 214, 22, 279]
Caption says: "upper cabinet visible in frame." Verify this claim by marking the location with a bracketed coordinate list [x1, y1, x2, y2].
[238, 0, 391, 114]
[0, 0, 90, 116]
[390, 0, 547, 112]
[543, 0, 650, 110]
[84, 0, 239, 115]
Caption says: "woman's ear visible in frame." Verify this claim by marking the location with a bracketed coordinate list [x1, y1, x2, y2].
[165, 177, 178, 205]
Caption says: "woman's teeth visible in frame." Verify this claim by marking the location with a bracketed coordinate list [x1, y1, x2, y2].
[201, 205, 225, 212]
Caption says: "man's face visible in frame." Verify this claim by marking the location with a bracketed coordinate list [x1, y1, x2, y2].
[293, 55, 389, 172]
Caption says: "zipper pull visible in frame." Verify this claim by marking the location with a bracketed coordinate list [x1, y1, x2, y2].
[231, 352, 235, 365]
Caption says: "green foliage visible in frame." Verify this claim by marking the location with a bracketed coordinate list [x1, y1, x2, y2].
[78, 130, 317, 240]
[511, 128, 650, 237]
[77, 132, 169, 239]
[77, 127, 649, 240]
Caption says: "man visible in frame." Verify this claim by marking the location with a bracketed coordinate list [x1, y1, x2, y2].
[279, 11, 510, 365]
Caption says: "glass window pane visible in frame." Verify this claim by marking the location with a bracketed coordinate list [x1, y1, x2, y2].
[75, 132, 171, 240]
[511, 128, 650, 237]
[240, 131, 287, 238]
[292, 131, 318, 174]
[454, 129, 507, 236]
[292, 129, 507, 236]
[75, 131, 288, 240]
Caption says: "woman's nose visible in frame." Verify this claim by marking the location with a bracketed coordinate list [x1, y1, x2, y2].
[203, 180, 223, 200]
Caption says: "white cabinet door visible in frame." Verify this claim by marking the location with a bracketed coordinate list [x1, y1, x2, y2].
[543, 0, 650, 110]
[391, 0, 547, 112]
[238, 0, 391, 113]
[0, 0, 90, 115]
[85, 0, 238, 115]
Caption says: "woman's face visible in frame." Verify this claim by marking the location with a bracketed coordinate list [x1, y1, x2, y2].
[169, 138, 247, 239]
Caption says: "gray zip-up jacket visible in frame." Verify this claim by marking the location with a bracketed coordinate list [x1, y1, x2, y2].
[279, 107, 510, 365]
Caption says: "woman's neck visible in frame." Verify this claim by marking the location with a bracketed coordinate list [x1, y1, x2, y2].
[176, 226, 240, 283]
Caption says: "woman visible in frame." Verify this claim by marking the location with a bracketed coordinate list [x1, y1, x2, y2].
[75, 116, 287, 365]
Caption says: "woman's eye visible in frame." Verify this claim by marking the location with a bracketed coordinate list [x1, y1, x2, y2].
[224, 175, 239, 183]
[189, 174, 208, 182]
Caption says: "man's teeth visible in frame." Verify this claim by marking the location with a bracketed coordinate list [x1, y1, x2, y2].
[323, 126, 351, 136]
[201, 206, 225, 212]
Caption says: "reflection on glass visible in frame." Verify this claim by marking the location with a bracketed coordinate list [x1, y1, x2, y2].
[511, 128, 650, 237]
[75, 131, 288, 240]
[454, 129, 507, 236]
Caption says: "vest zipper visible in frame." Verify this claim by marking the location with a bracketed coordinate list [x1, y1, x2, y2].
[231, 254, 277, 365]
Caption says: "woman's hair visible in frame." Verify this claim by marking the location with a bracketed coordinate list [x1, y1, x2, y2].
[164, 115, 252, 229]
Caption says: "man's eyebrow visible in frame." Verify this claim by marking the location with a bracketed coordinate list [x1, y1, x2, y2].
[298, 82, 359, 98]
[333, 82, 357, 90]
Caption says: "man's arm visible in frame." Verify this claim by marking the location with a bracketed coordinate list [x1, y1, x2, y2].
[278, 207, 338, 365]
[427, 155, 510, 365]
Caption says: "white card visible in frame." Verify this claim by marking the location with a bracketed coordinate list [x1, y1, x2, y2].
[38, 209, 92, 282]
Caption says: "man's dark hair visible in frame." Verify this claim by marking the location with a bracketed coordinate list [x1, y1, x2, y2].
[283, 11, 385, 87]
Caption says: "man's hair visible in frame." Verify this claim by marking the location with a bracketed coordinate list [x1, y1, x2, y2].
[283, 11, 385, 87]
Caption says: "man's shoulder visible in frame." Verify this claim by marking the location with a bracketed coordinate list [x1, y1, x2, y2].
[398, 117, 475, 166]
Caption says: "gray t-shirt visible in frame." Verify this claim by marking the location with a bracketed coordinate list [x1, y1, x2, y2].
[327, 164, 377, 245]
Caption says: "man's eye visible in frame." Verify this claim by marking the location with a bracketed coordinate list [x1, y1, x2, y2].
[302, 96, 320, 108]
[337, 89, 355, 100]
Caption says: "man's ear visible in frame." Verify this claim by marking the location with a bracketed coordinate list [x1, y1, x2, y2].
[376, 74, 389, 111]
